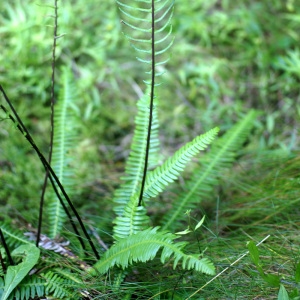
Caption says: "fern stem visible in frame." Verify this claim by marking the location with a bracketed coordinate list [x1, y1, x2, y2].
[0, 85, 100, 260]
[37, 0, 58, 247]
[138, 0, 155, 207]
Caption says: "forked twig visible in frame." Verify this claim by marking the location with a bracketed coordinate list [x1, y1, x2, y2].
[0, 85, 100, 260]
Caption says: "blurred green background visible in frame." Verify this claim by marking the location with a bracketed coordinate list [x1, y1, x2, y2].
[0, 0, 299, 221]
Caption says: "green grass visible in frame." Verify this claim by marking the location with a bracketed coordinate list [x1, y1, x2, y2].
[0, 0, 300, 299]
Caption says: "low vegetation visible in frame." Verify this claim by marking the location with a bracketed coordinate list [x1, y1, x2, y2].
[0, 0, 299, 299]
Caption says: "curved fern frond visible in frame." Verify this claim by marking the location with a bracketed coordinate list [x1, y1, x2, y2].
[90, 227, 215, 276]
[143, 127, 219, 199]
[47, 66, 79, 238]
[162, 110, 258, 230]
[117, 0, 174, 82]
[113, 89, 160, 215]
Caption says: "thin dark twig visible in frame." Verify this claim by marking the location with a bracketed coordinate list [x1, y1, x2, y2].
[138, 0, 155, 207]
[0, 228, 14, 266]
[37, 0, 59, 247]
[0, 85, 100, 259]
[0, 251, 7, 274]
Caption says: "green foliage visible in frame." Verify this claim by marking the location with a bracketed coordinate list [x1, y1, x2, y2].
[143, 127, 219, 200]
[117, 0, 174, 84]
[91, 227, 215, 275]
[1, 0, 299, 299]
[247, 241, 299, 299]
[278, 284, 290, 300]
[1, 244, 40, 300]
[162, 110, 257, 230]
[0, 224, 31, 248]
[42, 271, 78, 300]
[0, 275, 45, 300]
[113, 88, 161, 216]
[47, 66, 80, 238]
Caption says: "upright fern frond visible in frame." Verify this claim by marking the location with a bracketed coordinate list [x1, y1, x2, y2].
[117, 0, 174, 83]
[113, 89, 160, 215]
[113, 127, 218, 241]
[113, 195, 150, 241]
[118, 0, 174, 207]
[90, 227, 215, 276]
[162, 110, 258, 230]
[47, 66, 79, 238]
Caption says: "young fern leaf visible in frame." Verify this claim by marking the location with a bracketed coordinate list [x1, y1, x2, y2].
[113, 194, 150, 241]
[162, 110, 258, 230]
[113, 88, 160, 215]
[47, 66, 79, 238]
[118, 0, 174, 207]
[143, 127, 219, 199]
[90, 227, 215, 276]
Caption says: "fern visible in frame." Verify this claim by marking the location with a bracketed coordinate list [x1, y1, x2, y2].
[90, 227, 215, 275]
[113, 195, 150, 240]
[0, 223, 32, 248]
[113, 128, 218, 240]
[117, 0, 174, 82]
[43, 270, 78, 300]
[162, 110, 258, 230]
[117, 0, 174, 208]
[47, 66, 79, 238]
[143, 127, 219, 199]
[113, 89, 160, 216]
[0, 275, 45, 300]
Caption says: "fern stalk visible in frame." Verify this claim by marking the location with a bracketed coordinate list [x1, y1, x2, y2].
[37, 0, 59, 246]
[138, 0, 156, 206]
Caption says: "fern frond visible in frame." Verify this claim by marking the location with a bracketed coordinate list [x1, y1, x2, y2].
[90, 227, 215, 276]
[112, 269, 128, 291]
[113, 195, 150, 241]
[53, 268, 83, 285]
[43, 270, 78, 299]
[143, 127, 219, 199]
[113, 89, 160, 215]
[117, 0, 174, 81]
[162, 110, 258, 230]
[47, 66, 79, 238]
[0, 223, 31, 248]
[1, 275, 46, 300]
[0, 277, 4, 299]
